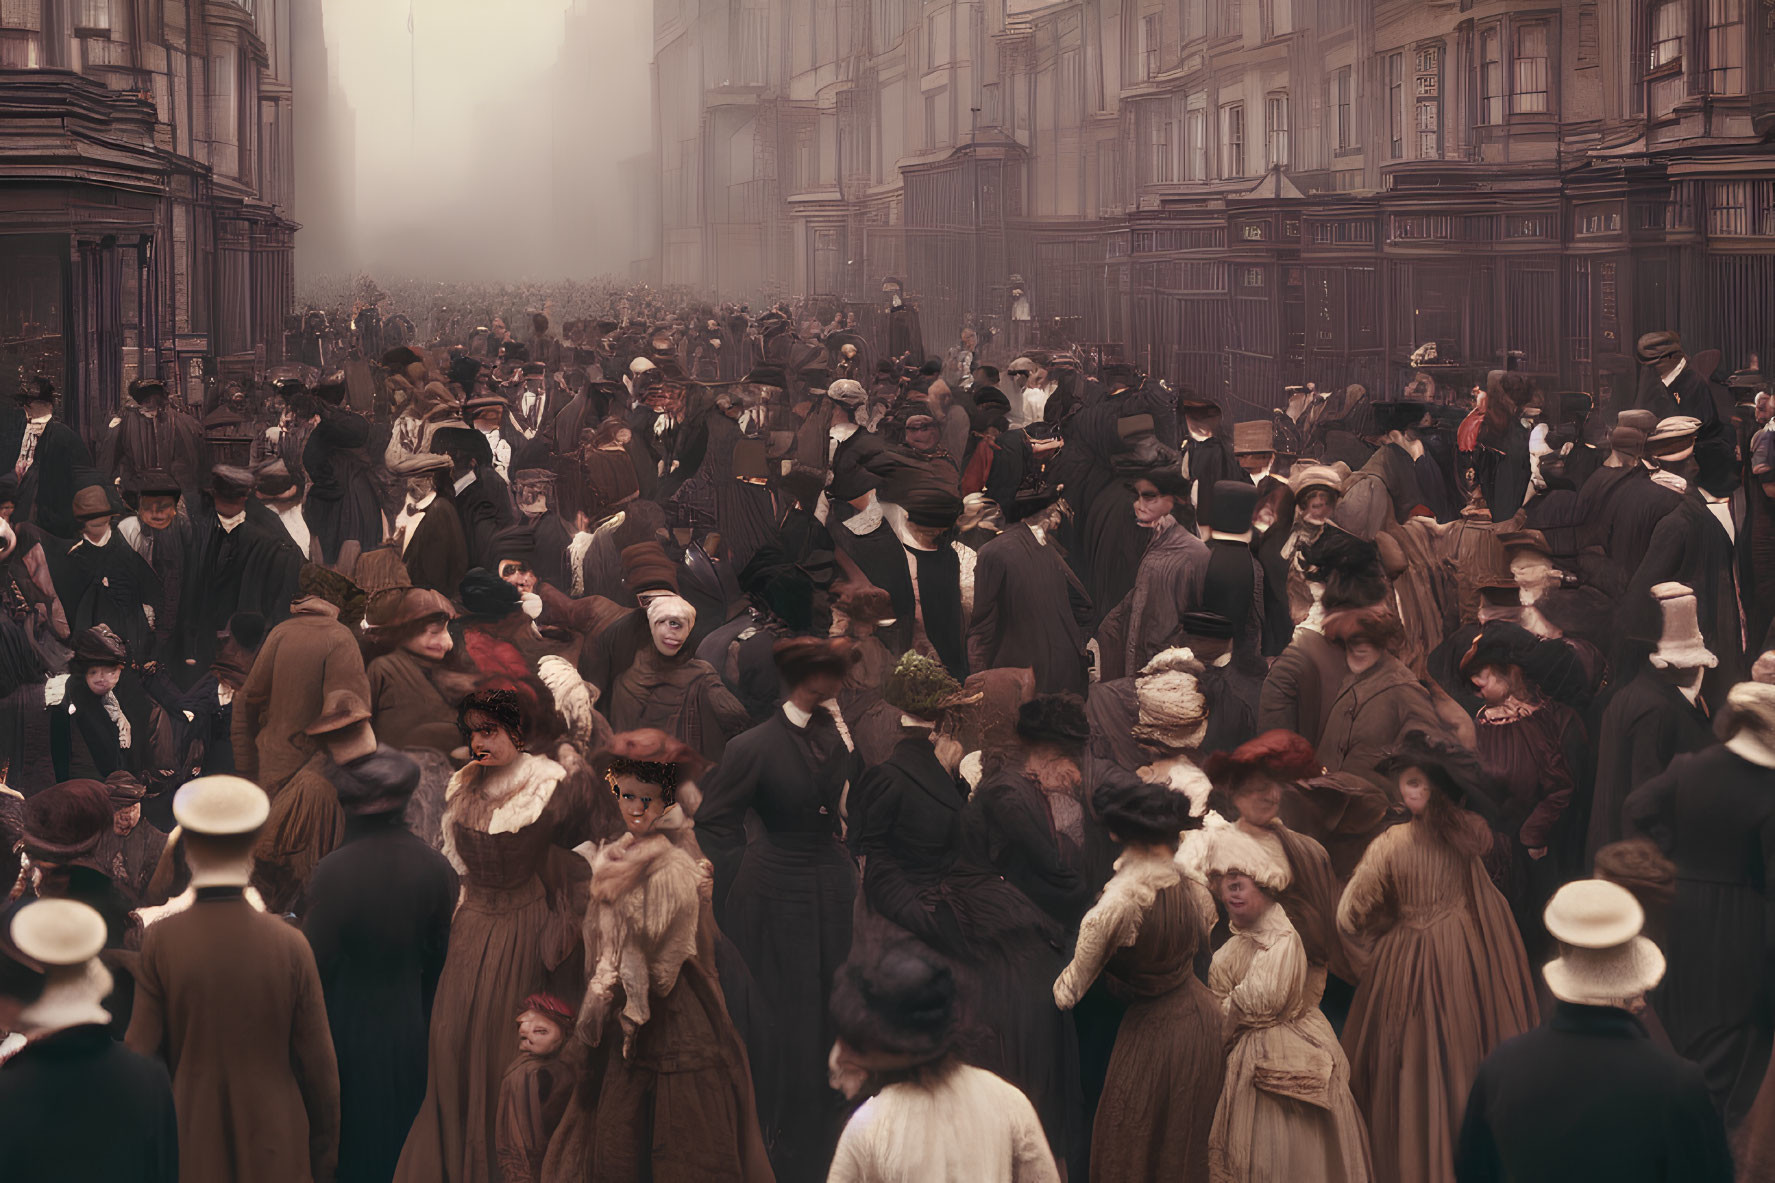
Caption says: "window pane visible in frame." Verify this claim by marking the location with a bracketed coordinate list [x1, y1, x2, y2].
[1513, 24, 1549, 113]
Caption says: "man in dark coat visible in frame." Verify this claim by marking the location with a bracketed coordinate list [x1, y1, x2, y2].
[1335, 402, 1434, 540]
[304, 747, 456, 1183]
[5, 378, 90, 540]
[431, 425, 513, 571]
[1201, 480, 1266, 673]
[49, 485, 163, 661]
[968, 490, 1094, 694]
[1585, 584, 1718, 865]
[302, 382, 386, 566]
[0, 897, 179, 1183]
[175, 464, 302, 683]
[1456, 879, 1731, 1183]
[116, 470, 190, 666]
[1179, 394, 1245, 529]
[389, 453, 467, 595]
[882, 276, 925, 366]
[1634, 330, 1734, 470]
[98, 378, 207, 513]
[1096, 468, 1209, 681]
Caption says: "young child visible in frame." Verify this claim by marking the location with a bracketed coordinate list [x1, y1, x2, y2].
[495, 992, 576, 1183]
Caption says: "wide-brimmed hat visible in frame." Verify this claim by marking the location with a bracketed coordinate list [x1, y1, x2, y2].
[1204, 729, 1323, 789]
[173, 775, 270, 836]
[1133, 648, 1208, 751]
[459, 567, 521, 619]
[881, 652, 979, 722]
[1647, 582, 1717, 670]
[69, 624, 128, 667]
[1016, 692, 1091, 751]
[1370, 401, 1430, 436]
[1542, 879, 1666, 1006]
[830, 942, 958, 1069]
[19, 780, 111, 862]
[305, 689, 372, 737]
[1375, 729, 1498, 820]
[71, 486, 114, 522]
[209, 464, 256, 499]
[773, 637, 857, 685]
[1459, 620, 1541, 677]
[103, 770, 147, 805]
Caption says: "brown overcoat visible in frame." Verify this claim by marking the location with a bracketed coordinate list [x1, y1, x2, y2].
[126, 888, 341, 1183]
[232, 598, 371, 788]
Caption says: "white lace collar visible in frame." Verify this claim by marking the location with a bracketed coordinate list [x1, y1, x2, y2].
[440, 751, 567, 873]
[841, 492, 883, 535]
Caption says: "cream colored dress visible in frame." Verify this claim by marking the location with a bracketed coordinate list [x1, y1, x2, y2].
[1208, 903, 1373, 1183]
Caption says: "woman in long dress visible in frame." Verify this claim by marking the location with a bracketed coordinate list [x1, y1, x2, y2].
[542, 730, 773, 1181]
[1053, 770, 1224, 1183]
[1199, 823, 1372, 1182]
[1337, 730, 1536, 1183]
[1202, 729, 1356, 1008]
[394, 684, 621, 1183]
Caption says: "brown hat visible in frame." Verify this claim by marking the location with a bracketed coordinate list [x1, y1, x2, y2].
[1616, 409, 1659, 434]
[210, 464, 256, 499]
[620, 541, 678, 595]
[103, 770, 147, 805]
[1609, 425, 1647, 457]
[20, 780, 112, 863]
[306, 690, 372, 737]
[1646, 415, 1701, 461]
[388, 452, 453, 477]
[1232, 420, 1275, 455]
[1635, 330, 1683, 364]
[255, 460, 300, 501]
[1322, 604, 1404, 649]
[366, 586, 457, 631]
[773, 637, 859, 685]
[69, 624, 128, 667]
[71, 486, 114, 522]
[462, 394, 508, 422]
[838, 586, 897, 629]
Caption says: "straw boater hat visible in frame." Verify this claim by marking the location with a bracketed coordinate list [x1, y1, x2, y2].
[1232, 420, 1275, 456]
[1647, 582, 1717, 670]
[1541, 879, 1666, 1007]
[9, 898, 107, 971]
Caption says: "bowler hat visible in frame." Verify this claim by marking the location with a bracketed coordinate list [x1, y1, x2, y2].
[71, 486, 115, 522]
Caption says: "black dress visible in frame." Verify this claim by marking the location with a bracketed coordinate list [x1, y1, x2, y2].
[696, 706, 861, 1183]
[851, 737, 1081, 1169]
[0, 1024, 178, 1183]
[1625, 744, 1775, 1124]
[304, 811, 459, 1183]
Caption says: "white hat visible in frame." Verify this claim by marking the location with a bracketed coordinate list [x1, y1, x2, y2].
[628, 356, 656, 377]
[10, 898, 107, 968]
[172, 775, 270, 836]
[1180, 814, 1292, 893]
[1542, 879, 1666, 1007]
[1647, 582, 1718, 671]
[1646, 415, 1701, 461]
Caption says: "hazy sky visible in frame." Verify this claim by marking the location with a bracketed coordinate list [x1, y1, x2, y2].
[318, 0, 654, 279]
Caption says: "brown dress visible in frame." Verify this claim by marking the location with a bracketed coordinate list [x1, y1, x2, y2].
[254, 751, 347, 915]
[1336, 816, 1537, 1183]
[368, 648, 464, 754]
[542, 808, 774, 1181]
[394, 753, 613, 1183]
[1053, 848, 1225, 1183]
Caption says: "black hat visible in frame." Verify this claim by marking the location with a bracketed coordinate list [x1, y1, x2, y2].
[1370, 401, 1430, 436]
[127, 378, 167, 403]
[830, 942, 957, 1068]
[24, 377, 57, 405]
[1100, 361, 1143, 389]
[898, 483, 963, 529]
[1178, 610, 1236, 640]
[1092, 766, 1199, 845]
[971, 385, 1010, 412]
[69, 624, 128, 667]
[1300, 530, 1387, 611]
[131, 469, 183, 499]
[430, 426, 492, 466]
[459, 567, 521, 619]
[973, 364, 1000, 384]
[1016, 692, 1090, 751]
[1140, 467, 1192, 500]
[1208, 480, 1260, 534]
[772, 637, 858, 685]
[332, 746, 423, 817]
[210, 464, 256, 500]
[489, 523, 537, 563]
[521, 361, 546, 377]
[1004, 486, 1062, 523]
[1376, 729, 1499, 820]
[743, 364, 787, 389]
[1459, 620, 1541, 677]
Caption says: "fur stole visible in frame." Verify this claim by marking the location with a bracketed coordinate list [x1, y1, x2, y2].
[571, 830, 703, 1058]
[440, 752, 566, 875]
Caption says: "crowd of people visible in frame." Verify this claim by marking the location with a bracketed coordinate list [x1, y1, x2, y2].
[1, 280, 1773, 1183]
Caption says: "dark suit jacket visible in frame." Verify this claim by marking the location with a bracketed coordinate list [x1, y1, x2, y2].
[402, 501, 468, 594]
[10, 418, 91, 539]
[451, 471, 513, 570]
[1457, 1003, 1730, 1183]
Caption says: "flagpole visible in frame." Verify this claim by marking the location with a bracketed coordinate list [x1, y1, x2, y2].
[409, 0, 416, 146]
